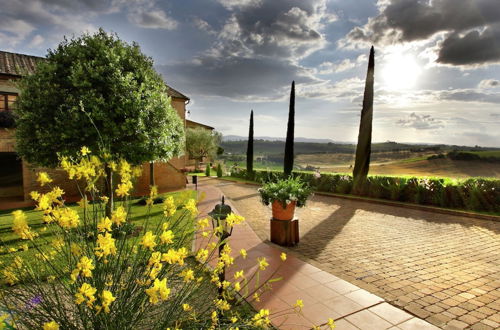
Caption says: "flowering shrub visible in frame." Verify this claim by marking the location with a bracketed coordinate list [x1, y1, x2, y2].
[258, 177, 312, 208]
[1, 149, 336, 329]
[232, 168, 500, 213]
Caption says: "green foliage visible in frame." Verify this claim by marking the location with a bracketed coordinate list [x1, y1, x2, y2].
[258, 176, 312, 208]
[283, 81, 295, 176]
[216, 163, 223, 177]
[15, 29, 184, 167]
[185, 128, 220, 169]
[205, 163, 211, 177]
[231, 168, 500, 213]
[353, 46, 375, 190]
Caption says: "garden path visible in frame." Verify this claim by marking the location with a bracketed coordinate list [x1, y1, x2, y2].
[196, 177, 500, 330]
[194, 178, 440, 330]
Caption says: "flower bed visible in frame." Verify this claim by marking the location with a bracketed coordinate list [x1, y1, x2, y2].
[231, 168, 500, 213]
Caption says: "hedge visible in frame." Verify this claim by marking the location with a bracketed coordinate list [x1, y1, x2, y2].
[229, 168, 500, 213]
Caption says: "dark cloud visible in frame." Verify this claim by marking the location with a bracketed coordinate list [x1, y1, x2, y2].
[158, 57, 317, 101]
[397, 112, 444, 130]
[340, 0, 500, 66]
[437, 25, 500, 65]
[158, 0, 329, 101]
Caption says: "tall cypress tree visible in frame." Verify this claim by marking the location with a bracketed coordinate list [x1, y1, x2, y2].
[353, 46, 375, 192]
[246, 110, 254, 175]
[284, 81, 295, 176]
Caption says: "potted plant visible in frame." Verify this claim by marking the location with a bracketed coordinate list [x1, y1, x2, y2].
[258, 176, 312, 220]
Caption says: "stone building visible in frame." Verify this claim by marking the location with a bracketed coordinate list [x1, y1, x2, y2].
[0, 50, 196, 201]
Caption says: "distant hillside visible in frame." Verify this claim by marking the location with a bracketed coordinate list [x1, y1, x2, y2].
[222, 135, 337, 143]
[220, 140, 500, 156]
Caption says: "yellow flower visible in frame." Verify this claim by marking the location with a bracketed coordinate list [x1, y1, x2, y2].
[21, 244, 29, 251]
[145, 278, 170, 305]
[160, 230, 174, 244]
[258, 257, 269, 271]
[37, 172, 53, 186]
[97, 217, 113, 233]
[327, 318, 336, 329]
[234, 270, 244, 280]
[52, 207, 80, 229]
[197, 217, 209, 230]
[234, 281, 241, 291]
[163, 196, 177, 217]
[100, 196, 109, 204]
[71, 243, 82, 257]
[226, 213, 245, 227]
[3, 268, 18, 285]
[231, 316, 238, 323]
[180, 268, 195, 282]
[182, 303, 192, 311]
[141, 231, 157, 251]
[100, 290, 116, 313]
[77, 197, 89, 208]
[71, 256, 94, 281]
[280, 252, 287, 261]
[184, 199, 198, 216]
[252, 309, 270, 327]
[215, 299, 231, 311]
[80, 146, 91, 156]
[95, 233, 117, 259]
[115, 181, 133, 197]
[43, 321, 59, 330]
[75, 283, 97, 307]
[239, 249, 247, 259]
[196, 248, 209, 263]
[12, 210, 37, 240]
[161, 248, 187, 266]
[294, 299, 304, 310]
[29, 191, 40, 201]
[150, 185, 158, 198]
[111, 206, 127, 226]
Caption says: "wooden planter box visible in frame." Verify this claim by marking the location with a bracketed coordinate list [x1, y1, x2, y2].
[270, 218, 299, 246]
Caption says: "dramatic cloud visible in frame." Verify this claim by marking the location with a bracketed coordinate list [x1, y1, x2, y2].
[397, 112, 444, 130]
[128, 9, 178, 30]
[479, 79, 500, 89]
[340, 0, 500, 66]
[193, 18, 217, 35]
[160, 0, 329, 101]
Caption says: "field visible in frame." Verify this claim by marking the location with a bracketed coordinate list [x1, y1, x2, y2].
[298, 157, 500, 178]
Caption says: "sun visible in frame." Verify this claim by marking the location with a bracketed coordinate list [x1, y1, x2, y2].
[382, 51, 422, 90]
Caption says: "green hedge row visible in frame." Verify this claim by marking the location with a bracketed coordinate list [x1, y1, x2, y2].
[230, 168, 500, 213]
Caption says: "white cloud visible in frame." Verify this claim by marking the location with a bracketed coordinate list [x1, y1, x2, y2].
[397, 112, 444, 130]
[478, 79, 500, 89]
[128, 9, 178, 30]
[29, 34, 45, 47]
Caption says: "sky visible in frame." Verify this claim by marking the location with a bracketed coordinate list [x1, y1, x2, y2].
[2, 0, 500, 147]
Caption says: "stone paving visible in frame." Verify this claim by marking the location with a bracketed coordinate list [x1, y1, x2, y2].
[195, 181, 439, 329]
[201, 178, 500, 330]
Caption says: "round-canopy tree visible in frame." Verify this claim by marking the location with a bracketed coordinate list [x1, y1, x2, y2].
[185, 127, 221, 170]
[15, 29, 185, 213]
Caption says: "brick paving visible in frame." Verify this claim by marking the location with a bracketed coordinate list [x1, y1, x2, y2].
[195, 180, 439, 329]
[200, 178, 500, 329]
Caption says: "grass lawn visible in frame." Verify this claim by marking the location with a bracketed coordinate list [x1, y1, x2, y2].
[0, 190, 197, 268]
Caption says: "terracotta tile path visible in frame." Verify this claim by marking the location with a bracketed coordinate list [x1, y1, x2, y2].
[195, 178, 500, 329]
[194, 179, 441, 329]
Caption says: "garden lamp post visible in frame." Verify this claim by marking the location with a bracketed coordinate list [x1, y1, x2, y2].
[208, 196, 233, 298]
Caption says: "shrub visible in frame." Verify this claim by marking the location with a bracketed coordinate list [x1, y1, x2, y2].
[205, 163, 211, 177]
[230, 168, 500, 213]
[216, 163, 223, 178]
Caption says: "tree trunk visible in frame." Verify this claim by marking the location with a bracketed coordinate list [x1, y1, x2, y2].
[149, 162, 155, 186]
[284, 81, 295, 177]
[353, 46, 375, 193]
[246, 110, 254, 175]
[105, 165, 114, 218]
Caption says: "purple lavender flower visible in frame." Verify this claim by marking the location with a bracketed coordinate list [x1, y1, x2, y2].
[26, 295, 42, 310]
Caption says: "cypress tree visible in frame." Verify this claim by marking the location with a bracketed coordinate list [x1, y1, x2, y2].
[353, 46, 375, 193]
[284, 81, 295, 176]
[246, 110, 254, 175]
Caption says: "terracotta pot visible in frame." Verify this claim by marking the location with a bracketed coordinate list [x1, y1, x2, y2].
[271, 200, 296, 220]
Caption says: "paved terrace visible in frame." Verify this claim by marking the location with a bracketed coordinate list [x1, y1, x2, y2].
[197, 178, 500, 330]
[195, 179, 441, 330]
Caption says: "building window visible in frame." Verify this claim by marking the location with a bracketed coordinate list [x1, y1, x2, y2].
[0, 93, 18, 112]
